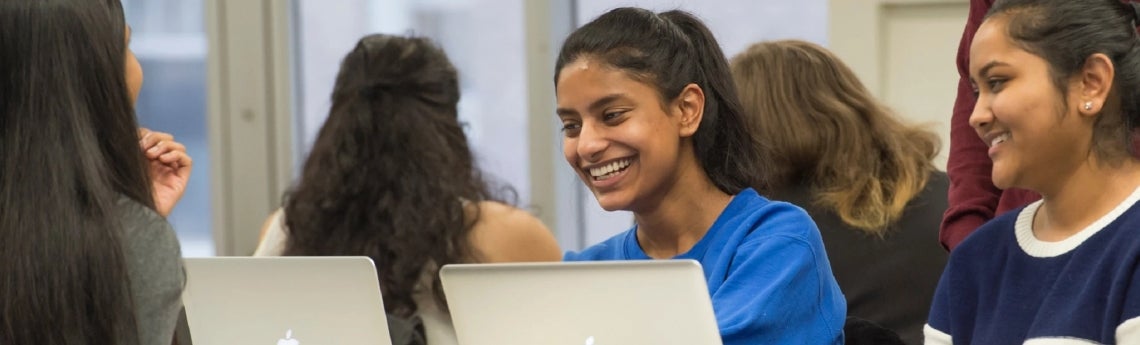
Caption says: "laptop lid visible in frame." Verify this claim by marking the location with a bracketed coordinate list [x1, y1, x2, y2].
[440, 260, 722, 345]
[182, 257, 392, 345]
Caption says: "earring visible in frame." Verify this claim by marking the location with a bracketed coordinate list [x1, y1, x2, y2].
[1084, 102, 1093, 111]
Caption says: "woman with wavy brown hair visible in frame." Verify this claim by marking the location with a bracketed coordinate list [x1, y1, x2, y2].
[254, 34, 562, 345]
[730, 40, 947, 345]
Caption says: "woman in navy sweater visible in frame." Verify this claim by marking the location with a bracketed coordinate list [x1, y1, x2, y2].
[926, 0, 1140, 343]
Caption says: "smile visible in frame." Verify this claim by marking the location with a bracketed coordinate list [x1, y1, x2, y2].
[587, 158, 632, 181]
[990, 132, 1010, 147]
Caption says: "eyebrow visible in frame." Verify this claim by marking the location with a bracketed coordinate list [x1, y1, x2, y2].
[976, 60, 1009, 79]
[555, 93, 626, 117]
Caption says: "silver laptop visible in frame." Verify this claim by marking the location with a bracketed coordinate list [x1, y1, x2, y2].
[182, 257, 392, 345]
[440, 260, 723, 345]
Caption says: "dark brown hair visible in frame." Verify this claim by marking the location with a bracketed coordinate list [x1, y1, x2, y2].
[988, 0, 1140, 161]
[555, 8, 764, 194]
[0, 0, 153, 343]
[282, 34, 500, 317]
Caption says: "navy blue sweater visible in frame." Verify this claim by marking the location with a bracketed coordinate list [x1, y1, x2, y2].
[927, 187, 1140, 344]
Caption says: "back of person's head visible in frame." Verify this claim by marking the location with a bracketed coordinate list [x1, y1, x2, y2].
[730, 40, 939, 234]
[987, 0, 1140, 162]
[283, 34, 493, 317]
[554, 7, 763, 194]
[0, 0, 153, 344]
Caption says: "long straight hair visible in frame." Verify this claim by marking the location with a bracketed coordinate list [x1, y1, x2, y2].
[0, 0, 154, 344]
[731, 40, 939, 235]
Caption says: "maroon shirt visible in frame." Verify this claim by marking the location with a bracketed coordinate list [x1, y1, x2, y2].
[941, 0, 1039, 251]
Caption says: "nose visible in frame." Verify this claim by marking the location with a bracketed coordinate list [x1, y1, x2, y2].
[968, 96, 993, 132]
[576, 121, 608, 164]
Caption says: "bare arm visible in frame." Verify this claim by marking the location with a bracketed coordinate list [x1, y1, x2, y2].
[467, 201, 563, 263]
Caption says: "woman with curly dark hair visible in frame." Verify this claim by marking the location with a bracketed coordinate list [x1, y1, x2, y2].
[254, 34, 562, 345]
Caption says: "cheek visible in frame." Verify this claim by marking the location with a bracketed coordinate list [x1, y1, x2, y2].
[991, 87, 1047, 127]
[126, 51, 144, 101]
[562, 137, 578, 164]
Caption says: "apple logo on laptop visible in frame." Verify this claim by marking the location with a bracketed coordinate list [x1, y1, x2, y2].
[585, 336, 595, 345]
[277, 329, 299, 345]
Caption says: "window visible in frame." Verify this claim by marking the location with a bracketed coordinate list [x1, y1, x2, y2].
[292, 0, 531, 203]
[124, 0, 213, 256]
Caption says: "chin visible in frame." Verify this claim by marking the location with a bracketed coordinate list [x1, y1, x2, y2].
[990, 165, 1017, 190]
[592, 191, 632, 212]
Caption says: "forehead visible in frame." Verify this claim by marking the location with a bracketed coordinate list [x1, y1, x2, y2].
[555, 58, 658, 108]
[969, 17, 1016, 69]
[970, 16, 1058, 82]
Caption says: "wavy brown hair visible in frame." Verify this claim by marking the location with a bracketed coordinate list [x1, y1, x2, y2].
[730, 40, 940, 235]
[282, 34, 499, 317]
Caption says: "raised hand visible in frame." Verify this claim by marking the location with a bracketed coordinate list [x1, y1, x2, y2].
[139, 128, 193, 217]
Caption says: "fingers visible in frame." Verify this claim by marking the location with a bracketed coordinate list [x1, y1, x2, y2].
[147, 140, 186, 160]
[158, 150, 193, 170]
[139, 130, 183, 159]
[140, 130, 174, 151]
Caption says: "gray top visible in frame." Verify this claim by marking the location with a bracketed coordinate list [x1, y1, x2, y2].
[117, 198, 186, 345]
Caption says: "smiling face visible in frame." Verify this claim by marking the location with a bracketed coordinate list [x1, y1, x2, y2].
[968, 15, 1094, 192]
[556, 57, 700, 212]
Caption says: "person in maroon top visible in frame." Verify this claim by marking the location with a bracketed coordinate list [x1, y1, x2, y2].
[941, 0, 1038, 251]
[942, 0, 1140, 251]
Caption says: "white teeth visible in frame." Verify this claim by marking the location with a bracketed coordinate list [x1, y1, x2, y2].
[588, 159, 632, 179]
[991, 133, 1011, 147]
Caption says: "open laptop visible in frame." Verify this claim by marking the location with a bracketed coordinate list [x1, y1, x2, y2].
[182, 257, 392, 345]
[440, 260, 722, 345]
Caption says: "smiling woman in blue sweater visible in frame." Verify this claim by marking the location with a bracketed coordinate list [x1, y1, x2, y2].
[554, 7, 845, 345]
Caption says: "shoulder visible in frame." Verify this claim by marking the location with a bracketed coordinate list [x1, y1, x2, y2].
[731, 189, 820, 242]
[953, 206, 1020, 254]
[466, 201, 562, 263]
[116, 197, 182, 259]
[944, 206, 1022, 274]
[254, 208, 286, 256]
[926, 170, 950, 192]
[114, 198, 185, 345]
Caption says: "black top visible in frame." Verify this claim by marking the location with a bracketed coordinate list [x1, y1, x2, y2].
[770, 171, 949, 345]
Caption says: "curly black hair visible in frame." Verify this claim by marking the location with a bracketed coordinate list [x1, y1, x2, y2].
[282, 34, 499, 317]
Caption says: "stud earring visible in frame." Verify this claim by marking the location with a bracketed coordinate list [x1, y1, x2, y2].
[1084, 102, 1093, 111]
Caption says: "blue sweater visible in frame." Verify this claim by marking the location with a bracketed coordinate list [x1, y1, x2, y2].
[926, 187, 1140, 344]
[564, 189, 846, 345]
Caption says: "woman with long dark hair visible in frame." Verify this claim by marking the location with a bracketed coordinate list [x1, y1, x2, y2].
[255, 34, 562, 345]
[0, 0, 190, 344]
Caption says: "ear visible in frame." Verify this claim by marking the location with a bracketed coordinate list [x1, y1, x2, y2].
[1074, 53, 1115, 117]
[673, 83, 705, 138]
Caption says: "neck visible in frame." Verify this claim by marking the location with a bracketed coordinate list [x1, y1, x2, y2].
[633, 167, 733, 259]
[1034, 157, 1140, 241]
